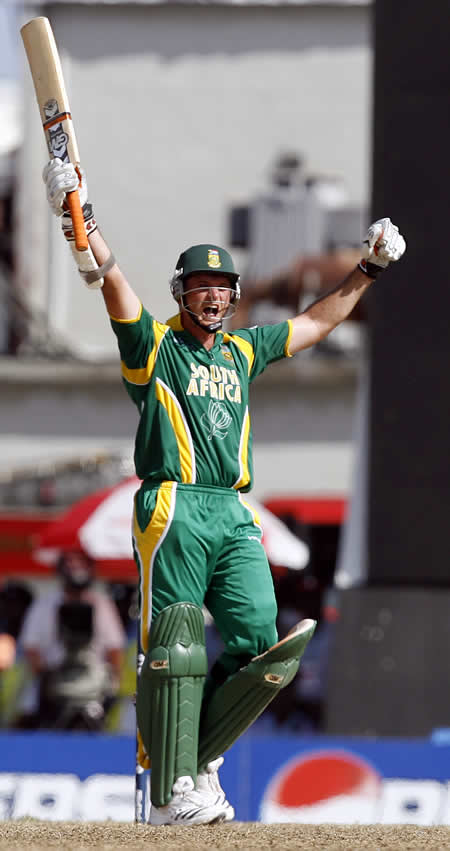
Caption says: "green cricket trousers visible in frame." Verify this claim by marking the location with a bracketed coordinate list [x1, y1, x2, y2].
[133, 480, 278, 674]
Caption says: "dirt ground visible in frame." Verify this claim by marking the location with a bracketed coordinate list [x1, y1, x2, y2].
[0, 821, 449, 851]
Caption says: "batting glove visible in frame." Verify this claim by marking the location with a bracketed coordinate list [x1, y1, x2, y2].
[43, 158, 85, 214]
[42, 158, 97, 240]
[359, 217, 406, 278]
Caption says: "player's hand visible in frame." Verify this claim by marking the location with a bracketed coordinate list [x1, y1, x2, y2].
[42, 158, 88, 216]
[359, 217, 406, 277]
[43, 159, 96, 241]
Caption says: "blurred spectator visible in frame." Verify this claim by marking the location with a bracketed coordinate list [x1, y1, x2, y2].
[0, 581, 34, 725]
[0, 580, 33, 648]
[107, 581, 139, 639]
[0, 580, 34, 669]
[0, 633, 15, 672]
[17, 551, 126, 731]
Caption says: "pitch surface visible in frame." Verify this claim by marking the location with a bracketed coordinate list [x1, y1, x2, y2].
[0, 821, 449, 849]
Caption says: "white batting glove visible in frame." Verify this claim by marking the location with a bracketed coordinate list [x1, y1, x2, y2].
[42, 158, 97, 240]
[42, 158, 87, 216]
[359, 217, 406, 278]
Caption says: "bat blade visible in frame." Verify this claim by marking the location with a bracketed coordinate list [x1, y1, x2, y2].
[21, 16, 88, 252]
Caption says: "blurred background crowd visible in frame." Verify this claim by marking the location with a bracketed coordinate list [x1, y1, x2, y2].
[0, 488, 341, 736]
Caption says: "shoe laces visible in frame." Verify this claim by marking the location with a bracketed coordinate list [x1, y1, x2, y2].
[172, 776, 195, 796]
[205, 756, 224, 774]
[201, 757, 226, 800]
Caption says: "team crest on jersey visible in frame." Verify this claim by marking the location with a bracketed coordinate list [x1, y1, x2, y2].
[221, 347, 234, 362]
[201, 399, 231, 441]
[207, 249, 221, 269]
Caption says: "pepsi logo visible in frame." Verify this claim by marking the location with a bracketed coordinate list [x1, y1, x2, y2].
[260, 750, 382, 824]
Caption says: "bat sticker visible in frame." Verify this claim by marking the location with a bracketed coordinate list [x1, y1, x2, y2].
[44, 98, 70, 160]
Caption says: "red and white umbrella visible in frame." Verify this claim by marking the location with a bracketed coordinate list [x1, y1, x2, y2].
[36, 476, 140, 574]
[36, 476, 309, 574]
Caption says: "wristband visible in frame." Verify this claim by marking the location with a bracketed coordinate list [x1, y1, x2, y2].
[358, 259, 383, 278]
[61, 202, 97, 241]
[82, 202, 97, 237]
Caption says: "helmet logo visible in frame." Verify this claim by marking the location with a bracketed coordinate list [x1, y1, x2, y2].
[207, 249, 222, 269]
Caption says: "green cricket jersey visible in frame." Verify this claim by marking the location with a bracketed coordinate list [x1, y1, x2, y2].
[110, 307, 293, 492]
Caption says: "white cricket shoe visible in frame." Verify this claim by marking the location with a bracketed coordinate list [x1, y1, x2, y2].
[195, 757, 235, 822]
[149, 775, 228, 825]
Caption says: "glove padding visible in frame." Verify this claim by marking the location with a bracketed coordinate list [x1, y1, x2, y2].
[359, 217, 406, 277]
[42, 158, 96, 240]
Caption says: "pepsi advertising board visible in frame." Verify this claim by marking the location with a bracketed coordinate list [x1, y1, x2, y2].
[0, 731, 449, 824]
[243, 735, 450, 825]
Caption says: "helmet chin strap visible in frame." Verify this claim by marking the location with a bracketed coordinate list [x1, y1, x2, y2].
[191, 312, 223, 333]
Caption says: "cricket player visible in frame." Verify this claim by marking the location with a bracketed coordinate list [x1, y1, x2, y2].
[43, 158, 405, 825]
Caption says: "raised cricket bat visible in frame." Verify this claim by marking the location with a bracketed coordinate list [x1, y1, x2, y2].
[21, 17, 103, 287]
[21, 16, 88, 251]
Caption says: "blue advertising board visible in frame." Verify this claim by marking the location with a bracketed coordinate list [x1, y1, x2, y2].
[1, 730, 449, 824]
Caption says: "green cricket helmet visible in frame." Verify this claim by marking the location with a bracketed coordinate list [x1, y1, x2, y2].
[170, 244, 240, 306]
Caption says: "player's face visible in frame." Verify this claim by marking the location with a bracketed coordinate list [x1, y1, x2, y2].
[183, 273, 233, 326]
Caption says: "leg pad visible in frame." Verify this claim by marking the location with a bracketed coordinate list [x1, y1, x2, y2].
[136, 602, 207, 806]
[198, 618, 316, 770]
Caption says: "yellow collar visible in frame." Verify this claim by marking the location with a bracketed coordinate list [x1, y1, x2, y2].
[165, 313, 184, 331]
[165, 313, 228, 349]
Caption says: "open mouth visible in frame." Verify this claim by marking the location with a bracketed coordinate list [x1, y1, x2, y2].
[203, 306, 219, 318]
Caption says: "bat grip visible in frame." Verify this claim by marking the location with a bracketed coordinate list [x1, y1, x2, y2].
[66, 190, 88, 251]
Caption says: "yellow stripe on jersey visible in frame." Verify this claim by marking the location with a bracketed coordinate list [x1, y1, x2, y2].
[108, 303, 143, 324]
[121, 319, 168, 386]
[284, 319, 294, 357]
[233, 406, 251, 490]
[155, 378, 196, 483]
[222, 332, 255, 377]
[132, 481, 177, 654]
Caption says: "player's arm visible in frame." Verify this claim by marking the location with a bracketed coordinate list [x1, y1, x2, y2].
[88, 228, 141, 320]
[288, 218, 406, 354]
[43, 158, 141, 320]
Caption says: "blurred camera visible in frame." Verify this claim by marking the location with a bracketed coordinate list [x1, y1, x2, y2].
[57, 601, 93, 653]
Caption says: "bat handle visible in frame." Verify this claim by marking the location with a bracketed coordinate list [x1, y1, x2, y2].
[66, 189, 88, 251]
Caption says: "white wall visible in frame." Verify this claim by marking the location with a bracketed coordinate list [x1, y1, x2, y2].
[18, 2, 372, 357]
